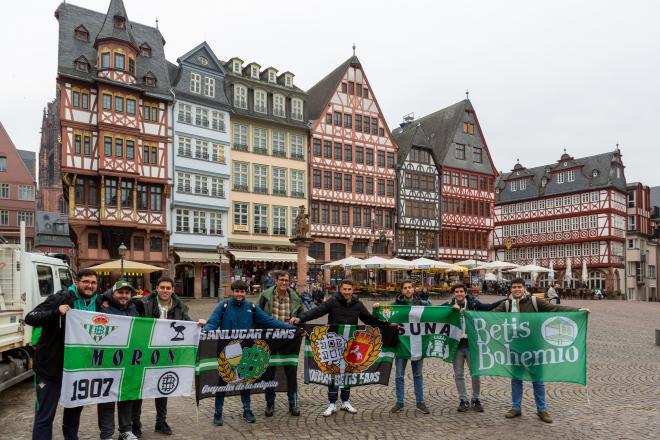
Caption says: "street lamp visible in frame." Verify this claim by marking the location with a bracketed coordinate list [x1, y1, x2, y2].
[118, 242, 127, 281]
[216, 244, 227, 302]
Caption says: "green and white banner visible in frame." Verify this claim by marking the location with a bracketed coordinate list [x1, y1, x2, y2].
[373, 305, 462, 362]
[465, 311, 588, 385]
[60, 310, 200, 408]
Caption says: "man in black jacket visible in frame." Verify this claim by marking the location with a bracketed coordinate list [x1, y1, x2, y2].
[97, 280, 140, 440]
[25, 268, 101, 440]
[443, 283, 503, 413]
[290, 279, 387, 416]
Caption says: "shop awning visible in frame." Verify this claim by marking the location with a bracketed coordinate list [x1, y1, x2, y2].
[229, 250, 315, 263]
[176, 251, 229, 264]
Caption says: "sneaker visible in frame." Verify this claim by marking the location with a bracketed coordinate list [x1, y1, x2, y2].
[457, 400, 470, 412]
[505, 409, 522, 419]
[155, 420, 173, 435]
[537, 411, 553, 423]
[132, 423, 143, 438]
[265, 402, 275, 417]
[340, 401, 357, 414]
[471, 398, 484, 412]
[390, 402, 404, 413]
[243, 409, 256, 423]
[212, 413, 224, 426]
[119, 433, 138, 440]
[289, 403, 300, 416]
[416, 402, 430, 414]
[323, 403, 337, 417]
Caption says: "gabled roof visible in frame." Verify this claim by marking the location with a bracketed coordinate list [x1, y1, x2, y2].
[55, 1, 172, 100]
[306, 57, 356, 121]
[496, 149, 627, 203]
[176, 41, 226, 75]
[94, 0, 137, 49]
[0, 122, 35, 184]
[392, 100, 468, 166]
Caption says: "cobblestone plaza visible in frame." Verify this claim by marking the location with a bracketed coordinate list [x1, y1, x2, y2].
[2, 296, 658, 440]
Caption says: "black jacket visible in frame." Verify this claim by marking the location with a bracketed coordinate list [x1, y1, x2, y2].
[142, 292, 191, 321]
[25, 288, 102, 380]
[99, 292, 140, 317]
[392, 293, 431, 306]
[300, 293, 384, 326]
[442, 295, 504, 311]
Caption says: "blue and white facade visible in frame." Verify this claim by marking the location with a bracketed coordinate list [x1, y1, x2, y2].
[169, 42, 231, 298]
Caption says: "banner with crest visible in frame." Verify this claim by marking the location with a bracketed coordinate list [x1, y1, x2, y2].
[60, 310, 200, 408]
[196, 328, 302, 401]
[303, 324, 397, 387]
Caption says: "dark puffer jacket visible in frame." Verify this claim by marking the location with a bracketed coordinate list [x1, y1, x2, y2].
[300, 293, 385, 326]
[392, 293, 431, 306]
[25, 288, 102, 380]
[142, 291, 191, 321]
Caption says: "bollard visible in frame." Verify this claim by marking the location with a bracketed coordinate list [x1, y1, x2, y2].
[656, 329, 660, 347]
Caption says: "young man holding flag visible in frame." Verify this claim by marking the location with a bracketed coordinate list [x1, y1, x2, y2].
[204, 280, 296, 426]
[377, 280, 431, 414]
[257, 270, 304, 417]
[290, 279, 389, 417]
[443, 283, 503, 413]
[25, 268, 101, 440]
[493, 278, 589, 423]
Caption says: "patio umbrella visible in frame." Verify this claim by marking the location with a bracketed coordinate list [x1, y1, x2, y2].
[88, 259, 164, 274]
[455, 259, 487, 270]
[581, 260, 588, 285]
[388, 258, 415, 270]
[320, 256, 364, 270]
[473, 261, 519, 271]
[485, 272, 497, 281]
[548, 260, 555, 283]
[565, 257, 573, 285]
[507, 264, 550, 273]
[410, 257, 456, 271]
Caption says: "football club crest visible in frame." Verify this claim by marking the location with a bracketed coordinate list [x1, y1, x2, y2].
[82, 315, 117, 343]
[217, 339, 271, 384]
[310, 326, 382, 375]
[380, 306, 394, 320]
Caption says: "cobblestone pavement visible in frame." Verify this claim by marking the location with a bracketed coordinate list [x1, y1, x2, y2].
[2, 296, 659, 440]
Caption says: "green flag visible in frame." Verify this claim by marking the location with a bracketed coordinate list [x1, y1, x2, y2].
[374, 305, 462, 361]
[60, 310, 200, 408]
[465, 311, 588, 385]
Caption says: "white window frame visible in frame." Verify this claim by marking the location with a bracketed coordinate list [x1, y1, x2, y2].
[253, 164, 268, 192]
[194, 175, 208, 195]
[268, 70, 277, 83]
[291, 135, 304, 159]
[0, 183, 9, 199]
[253, 204, 268, 234]
[17, 211, 34, 227]
[211, 143, 225, 163]
[285, 74, 293, 87]
[251, 65, 259, 79]
[272, 168, 287, 195]
[232, 60, 242, 74]
[175, 208, 190, 233]
[210, 177, 225, 198]
[178, 103, 192, 123]
[204, 76, 215, 97]
[209, 211, 223, 235]
[211, 111, 225, 132]
[18, 185, 35, 201]
[511, 180, 517, 192]
[272, 131, 286, 156]
[234, 202, 248, 226]
[567, 169, 575, 182]
[177, 172, 191, 193]
[233, 123, 248, 147]
[292, 98, 303, 121]
[273, 206, 287, 236]
[519, 179, 527, 190]
[234, 85, 247, 109]
[178, 136, 192, 157]
[193, 210, 206, 234]
[273, 94, 285, 117]
[233, 162, 248, 190]
[291, 170, 304, 196]
[195, 107, 209, 128]
[254, 89, 267, 113]
[190, 72, 201, 94]
[253, 128, 267, 153]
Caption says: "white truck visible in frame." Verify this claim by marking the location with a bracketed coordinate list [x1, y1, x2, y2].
[0, 232, 73, 392]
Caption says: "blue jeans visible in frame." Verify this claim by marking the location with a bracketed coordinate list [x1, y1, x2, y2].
[214, 391, 251, 415]
[395, 357, 424, 404]
[511, 379, 547, 412]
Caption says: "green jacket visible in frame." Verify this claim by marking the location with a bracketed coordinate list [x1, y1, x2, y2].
[257, 286, 304, 320]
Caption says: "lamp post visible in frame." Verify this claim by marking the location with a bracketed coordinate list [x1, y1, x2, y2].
[118, 242, 127, 281]
[216, 244, 227, 302]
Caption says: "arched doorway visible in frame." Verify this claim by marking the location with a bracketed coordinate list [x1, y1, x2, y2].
[175, 264, 195, 298]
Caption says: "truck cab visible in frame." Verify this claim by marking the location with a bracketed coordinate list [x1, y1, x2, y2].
[0, 243, 73, 392]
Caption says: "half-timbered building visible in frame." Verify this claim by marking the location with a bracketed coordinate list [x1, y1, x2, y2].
[169, 42, 232, 298]
[624, 182, 656, 300]
[307, 53, 397, 278]
[494, 148, 627, 292]
[393, 100, 497, 262]
[55, 0, 172, 289]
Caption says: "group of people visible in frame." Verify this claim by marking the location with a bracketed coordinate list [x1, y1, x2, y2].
[27, 268, 588, 439]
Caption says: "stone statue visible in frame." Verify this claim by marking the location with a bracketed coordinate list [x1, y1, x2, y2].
[295, 205, 310, 239]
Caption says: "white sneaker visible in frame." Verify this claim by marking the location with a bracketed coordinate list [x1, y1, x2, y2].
[323, 403, 337, 417]
[340, 401, 357, 414]
[119, 432, 138, 440]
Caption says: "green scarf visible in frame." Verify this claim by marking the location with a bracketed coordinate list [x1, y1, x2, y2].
[69, 284, 97, 312]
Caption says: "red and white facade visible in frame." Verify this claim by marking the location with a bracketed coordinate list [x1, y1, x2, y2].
[625, 182, 657, 300]
[307, 56, 397, 273]
[494, 150, 627, 292]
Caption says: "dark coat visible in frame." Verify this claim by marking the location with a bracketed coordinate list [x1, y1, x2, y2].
[99, 293, 140, 317]
[392, 293, 431, 306]
[142, 292, 191, 321]
[300, 293, 385, 326]
[442, 295, 504, 311]
[25, 288, 102, 380]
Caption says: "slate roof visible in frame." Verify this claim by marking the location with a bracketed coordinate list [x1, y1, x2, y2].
[95, 0, 137, 49]
[392, 100, 469, 167]
[34, 211, 73, 248]
[495, 149, 627, 204]
[650, 186, 660, 210]
[17, 149, 36, 180]
[306, 56, 359, 121]
[55, 1, 172, 100]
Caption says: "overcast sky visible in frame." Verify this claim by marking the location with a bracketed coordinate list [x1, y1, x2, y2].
[2, 0, 659, 185]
